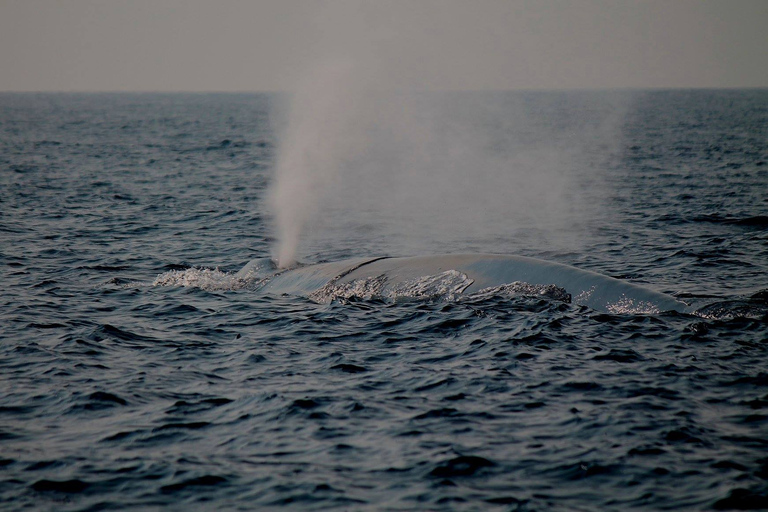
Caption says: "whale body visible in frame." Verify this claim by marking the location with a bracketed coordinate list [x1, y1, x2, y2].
[236, 254, 688, 314]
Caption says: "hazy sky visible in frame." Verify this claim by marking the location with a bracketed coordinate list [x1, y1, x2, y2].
[1, 0, 766, 92]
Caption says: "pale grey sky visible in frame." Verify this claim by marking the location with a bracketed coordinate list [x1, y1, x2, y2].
[0, 0, 766, 92]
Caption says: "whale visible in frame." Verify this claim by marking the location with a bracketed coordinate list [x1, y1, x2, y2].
[235, 254, 689, 314]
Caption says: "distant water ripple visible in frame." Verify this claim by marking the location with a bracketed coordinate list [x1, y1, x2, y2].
[1, 91, 766, 511]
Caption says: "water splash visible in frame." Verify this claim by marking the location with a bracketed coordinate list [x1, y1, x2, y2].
[152, 267, 266, 292]
[605, 296, 661, 315]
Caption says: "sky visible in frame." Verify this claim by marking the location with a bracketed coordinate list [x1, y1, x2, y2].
[0, 0, 766, 92]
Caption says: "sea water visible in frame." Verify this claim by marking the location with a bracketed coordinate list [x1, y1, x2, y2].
[1, 91, 767, 511]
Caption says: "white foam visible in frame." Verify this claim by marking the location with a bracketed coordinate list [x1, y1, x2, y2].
[605, 296, 661, 315]
[152, 268, 267, 292]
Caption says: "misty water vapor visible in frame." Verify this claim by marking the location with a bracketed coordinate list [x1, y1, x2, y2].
[268, 58, 365, 267]
[268, 4, 629, 266]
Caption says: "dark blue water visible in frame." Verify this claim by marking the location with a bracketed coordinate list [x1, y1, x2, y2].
[1, 90, 767, 511]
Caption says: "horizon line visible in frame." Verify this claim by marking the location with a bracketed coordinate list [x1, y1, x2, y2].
[1, 85, 767, 95]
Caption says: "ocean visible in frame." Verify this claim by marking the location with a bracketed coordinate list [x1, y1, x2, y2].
[1, 90, 766, 511]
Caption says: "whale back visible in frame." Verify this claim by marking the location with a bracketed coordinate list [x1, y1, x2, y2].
[249, 254, 688, 314]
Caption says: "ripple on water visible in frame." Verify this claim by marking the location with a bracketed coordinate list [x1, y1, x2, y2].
[1, 91, 767, 510]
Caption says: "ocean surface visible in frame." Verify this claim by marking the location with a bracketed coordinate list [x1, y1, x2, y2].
[1, 90, 767, 511]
